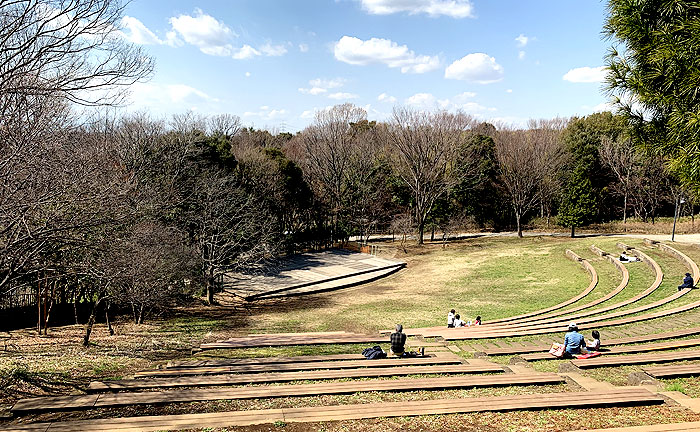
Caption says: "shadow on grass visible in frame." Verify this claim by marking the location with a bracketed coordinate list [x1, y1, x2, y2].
[1, 369, 85, 401]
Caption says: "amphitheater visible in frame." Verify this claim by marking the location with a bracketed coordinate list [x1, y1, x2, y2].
[8, 238, 700, 431]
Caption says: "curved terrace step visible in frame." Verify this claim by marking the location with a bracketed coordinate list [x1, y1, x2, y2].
[482, 250, 599, 325]
[479, 245, 630, 328]
[393, 250, 599, 337]
[436, 244, 665, 337]
[473, 244, 657, 333]
[440, 242, 699, 340]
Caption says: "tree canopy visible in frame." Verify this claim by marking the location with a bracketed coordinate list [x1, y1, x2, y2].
[605, 0, 700, 192]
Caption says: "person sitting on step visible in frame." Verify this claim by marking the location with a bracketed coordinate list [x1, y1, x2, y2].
[586, 330, 601, 351]
[474, 315, 482, 326]
[447, 309, 456, 328]
[564, 322, 585, 357]
[453, 314, 466, 328]
[390, 324, 407, 356]
[678, 272, 695, 291]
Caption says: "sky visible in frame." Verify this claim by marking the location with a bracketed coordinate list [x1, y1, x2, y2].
[119, 0, 614, 132]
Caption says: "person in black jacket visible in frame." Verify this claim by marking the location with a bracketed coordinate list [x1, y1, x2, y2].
[679, 273, 695, 291]
[390, 324, 407, 356]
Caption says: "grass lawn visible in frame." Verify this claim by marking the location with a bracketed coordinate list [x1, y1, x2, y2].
[245, 236, 595, 334]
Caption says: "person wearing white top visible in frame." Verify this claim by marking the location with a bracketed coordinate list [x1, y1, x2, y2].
[453, 314, 466, 328]
[447, 309, 456, 328]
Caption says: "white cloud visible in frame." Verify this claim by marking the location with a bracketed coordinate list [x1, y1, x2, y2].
[301, 110, 315, 119]
[259, 43, 287, 56]
[309, 78, 345, 89]
[334, 36, 440, 74]
[406, 92, 438, 108]
[445, 53, 504, 84]
[590, 101, 612, 113]
[328, 92, 359, 100]
[506, 89, 513, 93]
[299, 87, 327, 95]
[359, 0, 474, 18]
[233, 44, 261, 59]
[299, 78, 346, 95]
[164, 30, 182, 47]
[377, 93, 397, 103]
[453, 91, 477, 101]
[169, 9, 236, 56]
[167, 84, 218, 103]
[518, 50, 525, 60]
[515, 34, 530, 47]
[563, 66, 607, 83]
[245, 72, 251, 77]
[121, 16, 162, 45]
[127, 82, 221, 114]
[244, 107, 288, 119]
[299, 43, 309, 53]
[405, 92, 495, 115]
[405, 93, 451, 110]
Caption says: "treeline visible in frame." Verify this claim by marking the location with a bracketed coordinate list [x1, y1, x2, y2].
[3, 103, 689, 335]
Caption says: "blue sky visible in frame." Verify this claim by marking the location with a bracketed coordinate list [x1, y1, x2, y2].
[120, 0, 613, 132]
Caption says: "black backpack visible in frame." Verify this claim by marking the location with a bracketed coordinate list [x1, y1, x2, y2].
[362, 345, 387, 360]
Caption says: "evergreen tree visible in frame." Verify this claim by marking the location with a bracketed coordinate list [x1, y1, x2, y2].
[558, 167, 597, 237]
[605, 0, 700, 191]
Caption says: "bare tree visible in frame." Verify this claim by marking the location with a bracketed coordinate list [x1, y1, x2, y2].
[0, 0, 154, 107]
[191, 172, 278, 304]
[110, 222, 195, 325]
[528, 119, 567, 226]
[296, 104, 367, 239]
[386, 108, 476, 244]
[0, 0, 154, 313]
[208, 114, 242, 138]
[390, 214, 413, 252]
[600, 135, 639, 226]
[495, 123, 564, 237]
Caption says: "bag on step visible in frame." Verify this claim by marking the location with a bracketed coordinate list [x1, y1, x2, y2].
[362, 345, 387, 360]
[548, 342, 565, 358]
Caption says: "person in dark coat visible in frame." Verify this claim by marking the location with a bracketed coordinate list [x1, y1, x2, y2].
[679, 273, 695, 291]
[390, 324, 407, 356]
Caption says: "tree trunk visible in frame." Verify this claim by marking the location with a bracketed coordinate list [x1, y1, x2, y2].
[73, 286, 80, 325]
[36, 279, 41, 335]
[571, 226, 575, 238]
[105, 301, 114, 336]
[417, 221, 425, 245]
[206, 274, 215, 305]
[622, 191, 628, 229]
[43, 296, 54, 336]
[430, 227, 435, 242]
[515, 212, 523, 238]
[83, 298, 104, 347]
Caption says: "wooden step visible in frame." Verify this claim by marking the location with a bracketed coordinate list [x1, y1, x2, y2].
[521, 337, 700, 361]
[2, 388, 663, 431]
[644, 364, 700, 378]
[135, 354, 461, 378]
[167, 353, 365, 368]
[481, 326, 700, 356]
[88, 363, 504, 392]
[571, 349, 700, 369]
[571, 421, 700, 431]
[12, 374, 564, 414]
[200, 334, 389, 349]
